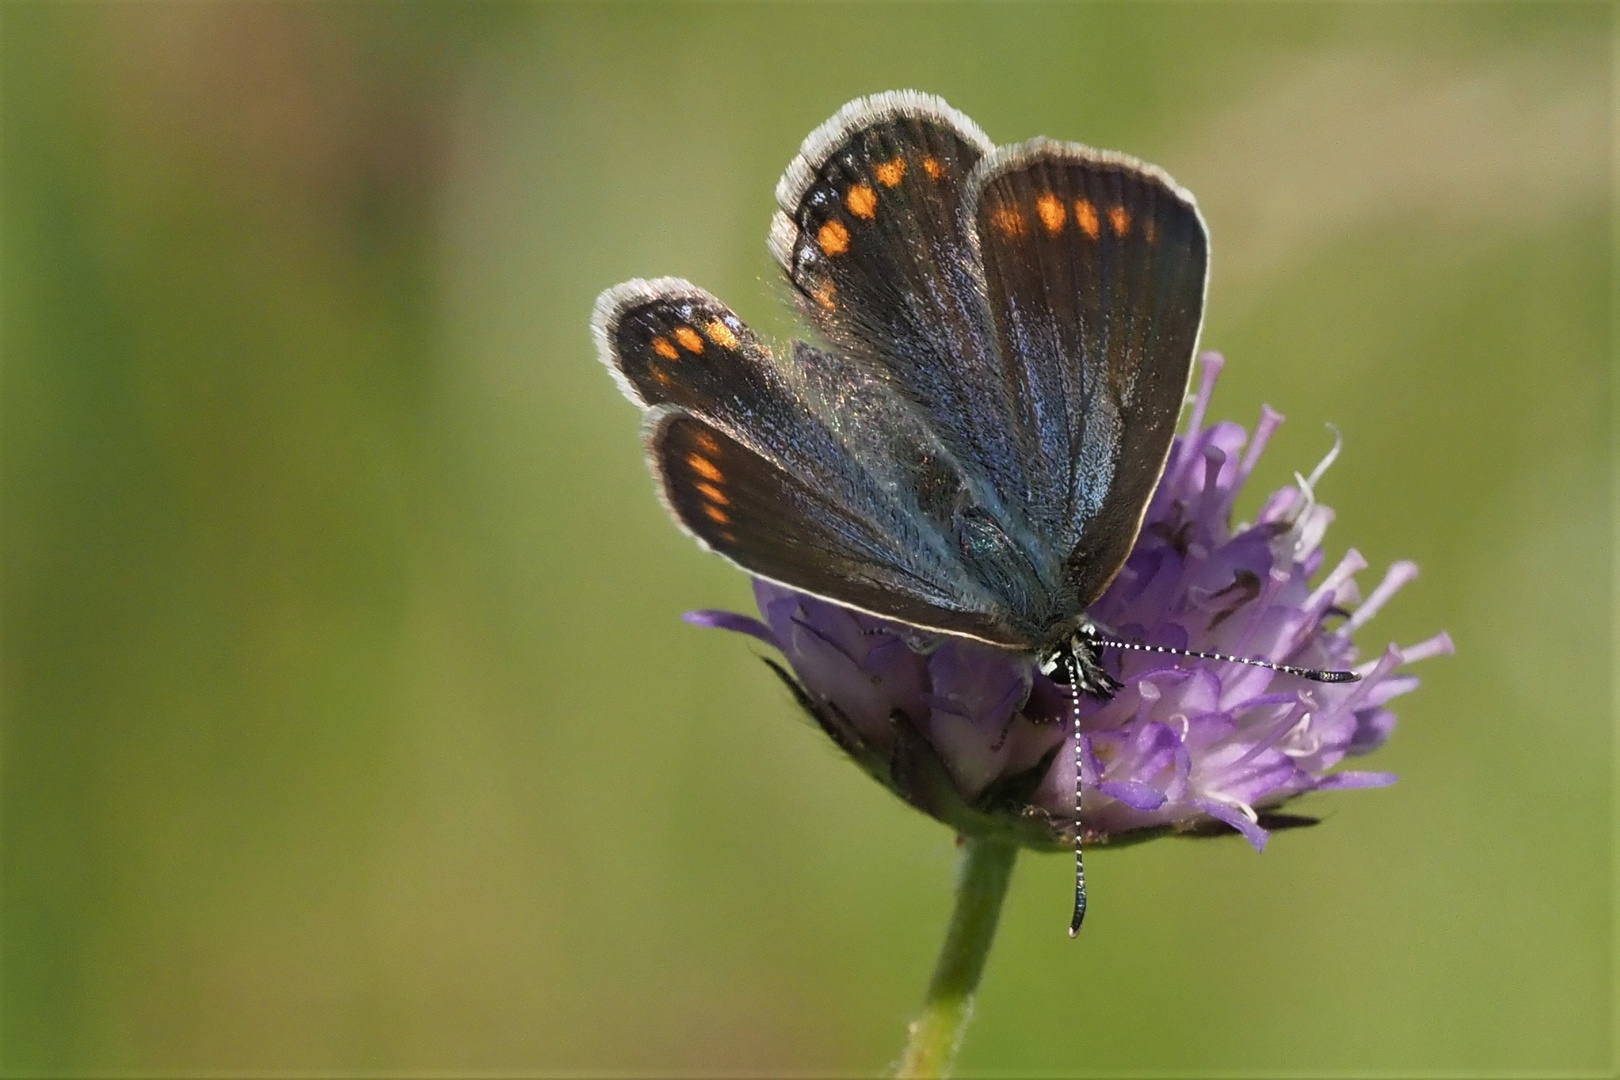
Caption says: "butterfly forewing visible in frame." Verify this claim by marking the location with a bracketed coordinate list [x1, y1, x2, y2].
[648, 410, 1024, 647]
[969, 142, 1208, 611]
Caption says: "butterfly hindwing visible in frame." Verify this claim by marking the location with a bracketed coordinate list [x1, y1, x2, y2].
[595, 278, 893, 513]
[593, 277, 811, 444]
[768, 92, 1036, 509]
[648, 410, 1024, 648]
[967, 141, 1209, 608]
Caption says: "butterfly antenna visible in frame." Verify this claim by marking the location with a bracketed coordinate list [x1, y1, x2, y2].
[1090, 637, 1359, 683]
[1068, 651, 1088, 937]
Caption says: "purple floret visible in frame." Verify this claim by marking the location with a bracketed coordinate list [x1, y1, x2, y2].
[687, 353, 1452, 851]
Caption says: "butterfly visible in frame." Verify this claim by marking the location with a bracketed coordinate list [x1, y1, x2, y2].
[593, 91, 1345, 932]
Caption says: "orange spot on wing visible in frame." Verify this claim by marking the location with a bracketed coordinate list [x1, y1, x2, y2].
[705, 319, 739, 349]
[692, 430, 721, 454]
[812, 282, 837, 311]
[845, 182, 877, 219]
[874, 157, 907, 187]
[696, 481, 729, 506]
[650, 366, 673, 387]
[921, 156, 944, 179]
[817, 219, 850, 255]
[673, 326, 705, 353]
[651, 336, 679, 360]
[1108, 205, 1131, 236]
[1036, 192, 1066, 233]
[702, 503, 731, 525]
[1074, 198, 1100, 239]
[989, 206, 1026, 236]
[686, 453, 723, 482]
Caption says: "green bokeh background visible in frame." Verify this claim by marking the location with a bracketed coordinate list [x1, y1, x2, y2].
[2, 2, 1611, 1075]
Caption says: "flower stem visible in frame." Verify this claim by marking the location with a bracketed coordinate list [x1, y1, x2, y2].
[895, 836, 1019, 1079]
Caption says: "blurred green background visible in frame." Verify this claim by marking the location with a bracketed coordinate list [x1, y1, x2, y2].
[2, 2, 1610, 1075]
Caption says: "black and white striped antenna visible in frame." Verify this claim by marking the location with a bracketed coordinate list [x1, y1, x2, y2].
[1063, 635, 1357, 937]
[1091, 637, 1360, 684]
[1067, 651, 1088, 937]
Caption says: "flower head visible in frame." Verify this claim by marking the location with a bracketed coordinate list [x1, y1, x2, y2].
[687, 353, 1452, 852]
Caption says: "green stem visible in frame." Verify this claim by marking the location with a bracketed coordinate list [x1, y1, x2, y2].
[895, 836, 1019, 1079]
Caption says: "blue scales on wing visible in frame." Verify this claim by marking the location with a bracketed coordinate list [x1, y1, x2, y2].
[594, 92, 1208, 654]
[592, 277, 1032, 648]
[969, 140, 1208, 610]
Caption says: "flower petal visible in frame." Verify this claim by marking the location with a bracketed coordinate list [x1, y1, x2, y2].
[683, 609, 777, 646]
[1315, 770, 1398, 790]
[1193, 798, 1271, 850]
[1098, 779, 1168, 811]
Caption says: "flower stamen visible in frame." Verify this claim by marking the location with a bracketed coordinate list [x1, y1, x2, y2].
[1343, 561, 1421, 635]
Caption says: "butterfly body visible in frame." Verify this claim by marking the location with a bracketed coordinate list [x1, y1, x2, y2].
[594, 92, 1209, 669]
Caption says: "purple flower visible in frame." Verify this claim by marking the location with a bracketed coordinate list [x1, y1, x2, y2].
[687, 353, 1452, 852]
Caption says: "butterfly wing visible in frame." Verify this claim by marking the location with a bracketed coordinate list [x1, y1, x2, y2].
[594, 279, 1036, 648]
[647, 410, 1024, 648]
[594, 277, 816, 453]
[967, 140, 1209, 611]
[768, 92, 1038, 520]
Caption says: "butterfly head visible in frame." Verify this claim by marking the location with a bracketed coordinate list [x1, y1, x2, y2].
[1036, 621, 1125, 701]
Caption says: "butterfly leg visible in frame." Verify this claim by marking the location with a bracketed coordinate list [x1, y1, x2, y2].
[988, 710, 1020, 753]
